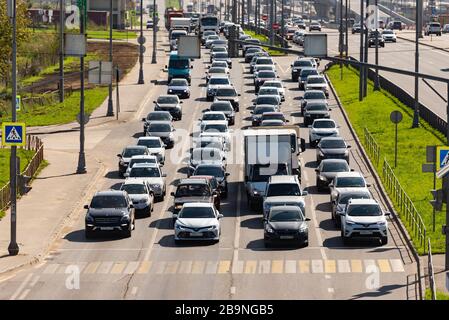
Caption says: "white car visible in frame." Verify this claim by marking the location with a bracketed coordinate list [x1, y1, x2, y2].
[125, 163, 167, 201]
[261, 80, 285, 101]
[199, 132, 229, 151]
[189, 147, 226, 169]
[304, 75, 329, 97]
[200, 120, 231, 149]
[263, 196, 306, 219]
[136, 136, 166, 165]
[173, 203, 223, 243]
[210, 60, 229, 73]
[206, 75, 231, 101]
[263, 175, 308, 210]
[381, 29, 397, 42]
[309, 119, 339, 146]
[329, 172, 370, 203]
[341, 198, 390, 245]
[120, 179, 154, 216]
[125, 155, 159, 176]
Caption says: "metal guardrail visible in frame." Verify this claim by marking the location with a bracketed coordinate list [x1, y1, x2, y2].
[363, 127, 381, 167]
[382, 157, 427, 252]
[428, 239, 437, 300]
[243, 25, 289, 48]
[0, 135, 44, 213]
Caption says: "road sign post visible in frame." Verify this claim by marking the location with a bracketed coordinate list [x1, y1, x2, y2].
[390, 110, 403, 168]
[424, 146, 438, 231]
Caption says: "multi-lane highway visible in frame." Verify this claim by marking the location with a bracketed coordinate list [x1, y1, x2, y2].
[0, 1, 419, 300]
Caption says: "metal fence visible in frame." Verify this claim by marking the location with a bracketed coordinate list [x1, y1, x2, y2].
[428, 239, 437, 300]
[363, 127, 381, 167]
[22, 86, 73, 111]
[0, 135, 44, 213]
[382, 158, 427, 252]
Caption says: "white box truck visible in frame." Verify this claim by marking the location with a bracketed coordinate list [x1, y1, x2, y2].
[170, 17, 192, 32]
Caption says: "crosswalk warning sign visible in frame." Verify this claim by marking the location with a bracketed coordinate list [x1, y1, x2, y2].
[1, 122, 26, 147]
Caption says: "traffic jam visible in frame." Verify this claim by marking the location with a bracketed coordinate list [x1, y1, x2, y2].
[83, 13, 391, 248]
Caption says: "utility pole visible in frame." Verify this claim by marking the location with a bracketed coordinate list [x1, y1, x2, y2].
[374, 0, 380, 90]
[59, 0, 64, 103]
[106, 0, 114, 116]
[359, 0, 364, 101]
[138, 0, 144, 84]
[77, 0, 87, 174]
[339, 0, 343, 78]
[412, 0, 420, 127]
[151, 0, 157, 64]
[232, 0, 237, 23]
[345, 0, 348, 59]
[281, 0, 285, 46]
[241, 0, 244, 26]
[363, 16, 368, 97]
[446, 84, 449, 270]
[270, 0, 274, 45]
[7, 0, 19, 256]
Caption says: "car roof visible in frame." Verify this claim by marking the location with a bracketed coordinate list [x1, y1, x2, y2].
[193, 147, 222, 152]
[203, 120, 228, 125]
[304, 90, 326, 95]
[335, 171, 364, 178]
[215, 85, 235, 89]
[130, 155, 157, 160]
[148, 111, 171, 115]
[131, 163, 159, 168]
[203, 111, 226, 115]
[270, 205, 303, 212]
[124, 145, 147, 150]
[122, 179, 147, 186]
[138, 136, 162, 141]
[313, 118, 334, 123]
[307, 75, 325, 79]
[94, 190, 127, 197]
[209, 75, 229, 79]
[320, 137, 345, 142]
[178, 178, 209, 185]
[182, 202, 215, 208]
[338, 188, 371, 196]
[195, 163, 224, 169]
[157, 94, 179, 99]
[264, 196, 305, 203]
[347, 198, 378, 205]
[269, 175, 299, 184]
[321, 159, 348, 165]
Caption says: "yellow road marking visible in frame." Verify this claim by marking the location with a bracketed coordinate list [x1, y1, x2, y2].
[191, 261, 205, 274]
[377, 259, 392, 273]
[218, 260, 231, 274]
[298, 260, 310, 273]
[244, 260, 257, 274]
[137, 261, 152, 274]
[271, 260, 283, 274]
[165, 261, 179, 274]
[324, 260, 336, 273]
[351, 260, 363, 273]
[110, 262, 126, 274]
[84, 262, 100, 274]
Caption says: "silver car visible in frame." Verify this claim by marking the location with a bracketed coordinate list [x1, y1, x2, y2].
[125, 163, 167, 201]
[146, 121, 176, 148]
[120, 179, 155, 216]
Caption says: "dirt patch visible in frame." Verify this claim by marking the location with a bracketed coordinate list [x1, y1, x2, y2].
[24, 42, 138, 94]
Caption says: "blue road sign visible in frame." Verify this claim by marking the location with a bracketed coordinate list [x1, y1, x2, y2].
[436, 146, 449, 170]
[1, 122, 26, 147]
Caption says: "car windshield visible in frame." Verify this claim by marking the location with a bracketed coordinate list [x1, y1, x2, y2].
[213, 47, 227, 52]
[339, 193, 371, 205]
[258, 71, 276, 78]
[313, 121, 335, 128]
[259, 88, 278, 95]
[194, 166, 224, 177]
[347, 204, 381, 216]
[263, 113, 284, 120]
[336, 177, 365, 187]
[214, 53, 228, 58]
[212, 62, 227, 68]
[138, 139, 162, 148]
[267, 184, 302, 197]
[129, 158, 156, 167]
[157, 96, 178, 104]
[321, 161, 349, 172]
[254, 106, 275, 114]
[288, 28, 297, 33]
[269, 209, 303, 221]
[148, 123, 171, 132]
[207, 36, 219, 41]
[247, 48, 261, 53]
[211, 103, 233, 111]
[256, 97, 278, 105]
[171, 32, 186, 40]
[121, 184, 146, 195]
[209, 78, 230, 85]
[170, 79, 187, 86]
[304, 92, 325, 99]
[179, 206, 215, 218]
[199, 141, 222, 149]
[209, 68, 226, 74]
[306, 104, 328, 111]
[301, 69, 318, 78]
[204, 31, 216, 37]
[147, 113, 171, 121]
[294, 60, 313, 67]
[256, 58, 273, 65]
[123, 148, 145, 157]
[264, 82, 281, 88]
[176, 184, 210, 197]
[204, 124, 227, 132]
[203, 113, 226, 121]
[168, 59, 189, 69]
[250, 164, 288, 182]
[248, 39, 261, 44]
[129, 167, 161, 177]
[320, 139, 346, 149]
[308, 77, 325, 84]
[382, 30, 393, 34]
[216, 88, 237, 96]
[90, 195, 127, 208]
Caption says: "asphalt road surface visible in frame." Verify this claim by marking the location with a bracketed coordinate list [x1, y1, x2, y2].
[0, 3, 419, 300]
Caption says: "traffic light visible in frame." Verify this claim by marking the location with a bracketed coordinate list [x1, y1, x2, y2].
[430, 189, 444, 211]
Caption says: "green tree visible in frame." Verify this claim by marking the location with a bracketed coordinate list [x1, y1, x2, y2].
[0, 1, 31, 86]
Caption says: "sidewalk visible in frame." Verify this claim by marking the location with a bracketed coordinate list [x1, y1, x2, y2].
[0, 28, 169, 275]
[397, 30, 449, 52]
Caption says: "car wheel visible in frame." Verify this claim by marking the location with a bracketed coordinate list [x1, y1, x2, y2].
[316, 180, 322, 191]
[301, 240, 309, 247]
[123, 228, 132, 238]
[380, 236, 388, 245]
[85, 229, 94, 239]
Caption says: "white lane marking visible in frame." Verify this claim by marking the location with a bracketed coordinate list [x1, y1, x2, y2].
[178, 260, 193, 274]
[43, 264, 59, 274]
[363, 259, 376, 272]
[230, 286, 236, 295]
[10, 273, 33, 300]
[205, 261, 219, 274]
[131, 287, 138, 296]
[124, 261, 140, 275]
[328, 288, 335, 293]
[311, 260, 324, 273]
[390, 259, 405, 272]
[285, 260, 297, 274]
[18, 289, 31, 300]
[231, 166, 244, 271]
[337, 260, 351, 273]
[302, 170, 327, 260]
[29, 275, 40, 287]
[231, 260, 244, 274]
[258, 260, 271, 274]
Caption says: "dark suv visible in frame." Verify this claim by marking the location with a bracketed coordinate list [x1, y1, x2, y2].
[84, 190, 135, 238]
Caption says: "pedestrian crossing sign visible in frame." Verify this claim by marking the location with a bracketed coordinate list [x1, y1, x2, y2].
[1, 122, 26, 147]
[436, 146, 449, 170]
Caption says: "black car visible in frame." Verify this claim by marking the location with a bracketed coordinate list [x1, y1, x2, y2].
[213, 86, 240, 111]
[209, 100, 236, 124]
[315, 159, 351, 191]
[368, 31, 385, 47]
[303, 102, 331, 126]
[141, 111, 173, 135]
[193, 164, 230, 197]
[290, 59, 314, 81]
[316, 137, 351, 164]
[117, 145, 149, 177]
[84, 190, 135, 238]
[264, 206, 310, 247]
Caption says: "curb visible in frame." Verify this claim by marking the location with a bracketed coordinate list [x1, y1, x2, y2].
[324, 68, 425, 300]
[397, 35, 449, 53]
[0, 162, 107, 277]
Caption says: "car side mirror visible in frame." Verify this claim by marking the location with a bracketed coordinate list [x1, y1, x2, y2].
[305, 218, 311, 221]
[350, 168, 355, 171]
[84, 204, 89, 209]
[170, 191, 175, 196]
[238, 94, 241, 96]
[173, 214, 178, 219]
[124, 173, 129, 177]
[367, 183, 372, 187]
[286, 119, 290, 123]
[218, 213, 224, 219]
[329, 183, 334, 188]
[129, 204, 134, 209]
[385, 212, 391, 216]
[347, 145, 352, 148]
[300, 138, 306, 152]
[162, 173, 167, 177]
[117, 154, 122, 157]
[163, 144, 167, 148]
[142, 118, 146, 121]
[225, 172, 230, 176]
[191, 66, 193, 69]
[165, 65, 167, 69]
[153, 100, 156, 103]
[302, 190, 308, 196]
[315, 169, 319, 172]
[180, 101, 184, 104]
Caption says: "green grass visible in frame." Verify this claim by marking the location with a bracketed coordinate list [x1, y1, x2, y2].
[166, 0, 181, 9]
[244, 30, 286, 56]
[28, 28, 136, 40]
[2, 87, 108, 127]
[0, 148, 36, 188]
[326, 65, 447, 254]
[425, 288, 449, 300]
[0, 211, 4, 219]
[22, 57, 78, 86]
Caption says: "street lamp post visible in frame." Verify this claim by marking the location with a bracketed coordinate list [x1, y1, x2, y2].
[412, 0, 420, 127]
[359, 0, 364, 101]
[106, 0, 114, 116]
[138, 0, 145, 84]
[152, 0, 157, 64]
[77, 0, 87, 174]
[59, 0, 65, 103]
[374, 0, 380, 90]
